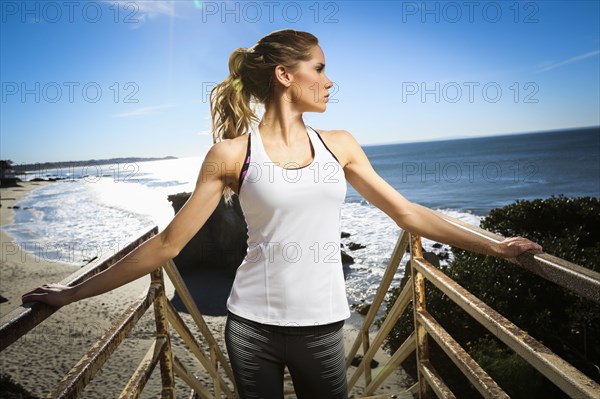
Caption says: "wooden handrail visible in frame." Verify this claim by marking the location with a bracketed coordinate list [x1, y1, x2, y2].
[346, 210, 600, 398]
[413, 256, 600, 398]
[431, 208, 600, 303]
[3, 207, 600, 398]
[0, 227, 237, 398]
[0, 226, 158, 352]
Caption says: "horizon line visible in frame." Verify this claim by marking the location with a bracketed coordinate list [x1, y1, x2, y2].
[5, 125, 598, 165]
[361, 125, 600, 147]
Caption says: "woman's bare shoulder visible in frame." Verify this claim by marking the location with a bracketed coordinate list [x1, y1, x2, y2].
[315, 129, 359, 151]
[312, 127, 356, 142]
[207, 134, 249, 162]
[311, 128, 358, 168]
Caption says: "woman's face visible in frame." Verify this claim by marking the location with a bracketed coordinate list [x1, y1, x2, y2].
[282, 45, 333, 113]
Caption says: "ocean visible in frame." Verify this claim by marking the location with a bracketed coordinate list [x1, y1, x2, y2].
[3, 127, 599, 307]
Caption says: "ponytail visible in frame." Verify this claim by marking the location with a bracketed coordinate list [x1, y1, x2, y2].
[209, 48, 260, 144]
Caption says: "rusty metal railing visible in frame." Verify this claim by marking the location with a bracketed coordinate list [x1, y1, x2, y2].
[4, 212, 600, 398]
[0, 226, 238, 399]
[346, 210, 600, 399]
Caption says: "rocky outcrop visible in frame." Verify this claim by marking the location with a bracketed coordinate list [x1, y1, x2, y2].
[166, 192, 247, 315]
[167, 192, 248, 278]
[0, 178, 20, 188]
[347, 242, 366, 251]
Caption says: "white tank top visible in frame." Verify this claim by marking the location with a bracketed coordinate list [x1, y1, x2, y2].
[226, 123, 350, 326]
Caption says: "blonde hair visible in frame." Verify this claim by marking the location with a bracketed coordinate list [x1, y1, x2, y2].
[209, 29, 319, 204]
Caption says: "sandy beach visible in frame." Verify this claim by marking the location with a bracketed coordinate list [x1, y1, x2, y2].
[1, 181, 409, 398]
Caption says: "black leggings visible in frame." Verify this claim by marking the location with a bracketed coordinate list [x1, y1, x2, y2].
[224, 312, 349, 399]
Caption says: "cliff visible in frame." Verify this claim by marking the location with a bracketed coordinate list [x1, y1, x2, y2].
[167, 192, 248, 278]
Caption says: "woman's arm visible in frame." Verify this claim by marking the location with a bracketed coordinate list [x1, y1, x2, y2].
[339, 131, 542, 258]
[22, 141, 237, 307]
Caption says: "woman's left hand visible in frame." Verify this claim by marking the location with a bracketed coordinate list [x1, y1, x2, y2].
[495, 236, 543, 259]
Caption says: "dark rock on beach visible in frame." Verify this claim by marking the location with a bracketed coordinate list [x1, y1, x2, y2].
[437, 250, 450, 260]
[168, 192, 248, 278]
[167, 192, 248, 316]
[402, 244, 448, 267]
[352, 301, 372, 316]
[0, 178, 21, 188]
[422, 251, 441, 268]
[341, 250, 354, 266]
[341, 250, 354, 279]
[347, 242, 366, 251]
[350, 355, 379, 369]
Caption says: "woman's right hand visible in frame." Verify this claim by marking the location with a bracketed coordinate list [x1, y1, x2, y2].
[22, 283, 74, 308]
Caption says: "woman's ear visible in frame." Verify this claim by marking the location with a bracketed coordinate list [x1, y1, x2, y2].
[274, 64, 292, 88]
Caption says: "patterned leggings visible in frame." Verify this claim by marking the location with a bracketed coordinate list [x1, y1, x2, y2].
[224, 311, 349, 399]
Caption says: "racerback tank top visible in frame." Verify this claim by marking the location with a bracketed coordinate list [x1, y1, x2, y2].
[226, 123, 350, 326]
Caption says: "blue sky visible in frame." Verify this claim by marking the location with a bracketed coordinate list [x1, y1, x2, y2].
[1, 0, 599, 163]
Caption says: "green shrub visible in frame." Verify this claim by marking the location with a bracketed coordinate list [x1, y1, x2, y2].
[467, 336, 543, 397]
[379, 196, 600, 398]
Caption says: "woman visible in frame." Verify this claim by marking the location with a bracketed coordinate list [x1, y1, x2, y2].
[22, 29, 542, 398]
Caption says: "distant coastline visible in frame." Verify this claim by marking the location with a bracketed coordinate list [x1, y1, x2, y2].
[12, 156, 178, 173]
[362, 125, 600, 148]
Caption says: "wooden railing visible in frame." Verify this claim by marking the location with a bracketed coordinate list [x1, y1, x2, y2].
[0, 226, 238, 399]
[2, 212, 600, 398]
[345, 210, 600, 398]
